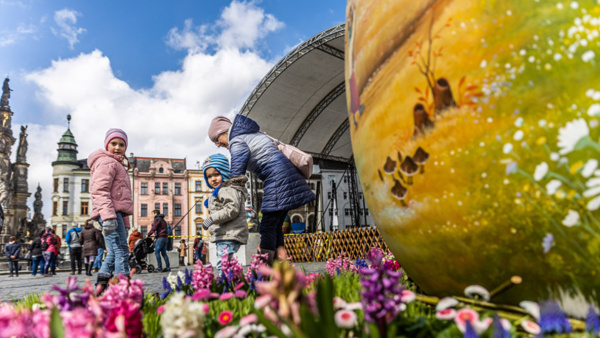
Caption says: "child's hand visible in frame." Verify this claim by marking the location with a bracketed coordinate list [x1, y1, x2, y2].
[202, 217, 213, 230]
[102, 219, 118, 236]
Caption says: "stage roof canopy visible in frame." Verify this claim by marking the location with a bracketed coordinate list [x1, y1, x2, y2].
[239, 23, 351, 162]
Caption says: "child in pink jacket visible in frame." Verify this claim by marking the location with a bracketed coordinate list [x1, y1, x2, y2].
[88, 128, 133, 286]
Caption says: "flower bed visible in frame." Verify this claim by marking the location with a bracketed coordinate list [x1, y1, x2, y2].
[0, 248, 595, 337]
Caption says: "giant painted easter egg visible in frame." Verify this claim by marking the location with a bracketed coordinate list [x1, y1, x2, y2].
[345, 0, 600, 310]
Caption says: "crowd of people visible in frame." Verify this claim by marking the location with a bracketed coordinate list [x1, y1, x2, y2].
[4, 115, 314, 285]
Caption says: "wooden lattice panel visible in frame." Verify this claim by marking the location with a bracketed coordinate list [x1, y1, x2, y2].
[283, 228, 390, 262]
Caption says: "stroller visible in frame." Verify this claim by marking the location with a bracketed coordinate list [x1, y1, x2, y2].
[129, 237, 156, 273]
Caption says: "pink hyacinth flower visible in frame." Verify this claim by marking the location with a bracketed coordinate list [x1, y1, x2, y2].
[156, 305, 165, 314]
[235, 290, 248, 299]
[254, 294, 272, 309]
[192, 289, 211, 301]
[400, 290, 416, 303]
[214, 325, 238, 338]
[454, 308, 479, 332]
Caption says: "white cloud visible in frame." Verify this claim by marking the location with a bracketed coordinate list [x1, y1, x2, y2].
[52, 8, 85, 49]
[0, 23, 37, 47]
[25, 1, 281, 220]
[166, 0, 284, 52]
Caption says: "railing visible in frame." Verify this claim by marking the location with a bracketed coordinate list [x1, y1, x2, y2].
[283, 227, 389, 262]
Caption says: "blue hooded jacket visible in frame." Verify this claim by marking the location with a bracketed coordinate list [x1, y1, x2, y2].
[229, 115, 315, 212]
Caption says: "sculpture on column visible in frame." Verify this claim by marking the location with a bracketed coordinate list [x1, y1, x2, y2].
[16, 125, 27, 163]
[1, 78, 11, 109]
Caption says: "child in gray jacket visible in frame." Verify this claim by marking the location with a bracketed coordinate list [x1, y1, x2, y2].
[201, 153, 249, 278]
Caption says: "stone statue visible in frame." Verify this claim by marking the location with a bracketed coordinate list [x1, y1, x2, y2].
[16, 125, 27, 163]
[1, 78, 11, 109]
[33, 184, 43, 219]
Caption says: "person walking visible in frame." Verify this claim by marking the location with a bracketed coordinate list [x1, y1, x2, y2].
[79, 219, 102, 276]
[148, 209, 170, 272]
[178, 239, 188, 267]
[41, 228, 57, 277]
[88, 128, 133, 288]
[4, 236, 20, 277]
[208, 115, 315, 263]
[50, 226, 61, 274]
[128, 227, 143, 253]
[192, 231, 204, 264]
[93, 231, 106, 273]
[65, 224, 83, 274]
[28, 230, 45, 276]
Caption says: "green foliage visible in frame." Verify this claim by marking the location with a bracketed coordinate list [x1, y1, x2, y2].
[14, 293, 42, 309]
[142, 293, 166, 338]
[49, 307, 65, 338]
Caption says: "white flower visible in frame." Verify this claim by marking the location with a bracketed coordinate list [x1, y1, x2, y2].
[533, 162, 549, 181]
[515, 117, 524, 127]
[436, 297, 459, 311]
[334, 310, 357, 329]
[539, 119, 547, 127]
[480, 60, 487, 68]
[582, 50, 596, 62]
[584, 174, 600, 211]
[588, 196, 600, 211]
[562, 209, 580, 227]
[582, 159, 599, 177]
[503, 143, 513, 154]
[401, 290, 416, 303]
[557, 118, 589, 154]
[554, 53, 563, 61]
[345, 302, 362, 311]
[513, 130, 524, 140]
[521, 320, 541, 335]
[546, 180, 562, 195]
[589, 103, 600, 116]
[464, 285, 490, 301]
[519, 301, 540, 320]
[161, 293, 206, 338]
[333, 296, 347, 309]
[550, 152, 560, 161]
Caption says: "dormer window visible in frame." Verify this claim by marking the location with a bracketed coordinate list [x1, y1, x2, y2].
[159, 167, 164, 173]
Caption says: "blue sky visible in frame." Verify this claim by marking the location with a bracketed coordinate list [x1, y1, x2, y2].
[0, 0, 346, 218]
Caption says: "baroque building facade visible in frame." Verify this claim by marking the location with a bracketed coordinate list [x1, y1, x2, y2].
[130, 157, 189, 238]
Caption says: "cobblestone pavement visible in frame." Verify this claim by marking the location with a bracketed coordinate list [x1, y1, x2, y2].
[0, 262, 326, 302]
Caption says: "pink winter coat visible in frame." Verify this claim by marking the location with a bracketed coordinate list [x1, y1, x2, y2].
[88, 149, 133, 228]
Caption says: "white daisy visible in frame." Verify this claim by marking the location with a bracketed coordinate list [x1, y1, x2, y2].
[503, 143, 513, 154]
[582, 159, 599, 178]
[562, 210, 580, 227]
[546, 180, 562, 195]
[534, 162, 549, 181]
[589, 103, 600, 116]
[557, 118, 589, 154]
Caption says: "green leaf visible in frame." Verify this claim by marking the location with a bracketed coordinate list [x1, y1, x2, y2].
[49, 308, 65, 338]
[315, 275, 338, 338]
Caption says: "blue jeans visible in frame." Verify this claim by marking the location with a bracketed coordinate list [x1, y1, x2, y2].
[94, 248, 104, 270]
[99, 213, 130, 276]
[31, 256, 44, 275]
[216, 240, 241, 278]
[154, 238, 170, 270]
[43, 252, 55, 275]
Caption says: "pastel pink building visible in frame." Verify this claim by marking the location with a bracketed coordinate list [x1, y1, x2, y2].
[131, 157, 189, 238]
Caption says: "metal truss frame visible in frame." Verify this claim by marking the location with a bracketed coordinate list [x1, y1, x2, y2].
[239, 23, 346, 117]
[322, 118, 350, 156]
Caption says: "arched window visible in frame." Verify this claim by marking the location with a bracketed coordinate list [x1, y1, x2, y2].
[158, 167, 164, 173]
[291, 215, 303, 223]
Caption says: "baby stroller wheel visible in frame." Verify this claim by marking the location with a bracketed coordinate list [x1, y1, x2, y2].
[147, 264, 155, 273]
[135, 265, 143, 274]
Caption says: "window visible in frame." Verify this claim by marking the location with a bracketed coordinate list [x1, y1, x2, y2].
[343, 177, 347, 183]
[140, 226, 147, 237]
[163, 203, 168, 216]
[195, 201, 202, 213]
[141, 204, 148, 217]
[52, 201, 58, 216]
[159, 167, 164, 173]
[63, 178, 69, 192]
[327, 192, 332, 200]
[162, 183, 168, 195]
[345, 208, 349, 216]
[81, 179, 89, 193]
[155, 203, 160, 214]
[310, 182, 315, 190]
[155, 183, 160, 194]
[174, 226, 181, 238]
[174, 204, 181, 216]
[141, 182, 148, 195]
[62, 201, 68, 215]
[365, 209, 369, 216]
[81, 202, 88, 215]
[343, 192, 348, 200]
[174, 183, 181, 195]
[195, 181, 202, 192]
[359, 192, 363, 199]
[54, 178, 59, 193]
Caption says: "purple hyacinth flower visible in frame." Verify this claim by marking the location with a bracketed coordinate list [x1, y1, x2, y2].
[464, 320, 479, 338]
[587, 306, 600, 335]
[539, 300, 571, 334]
[492, 314, 509, 338]
[177, 276, 183, 288]
[162, 276, 169, 290]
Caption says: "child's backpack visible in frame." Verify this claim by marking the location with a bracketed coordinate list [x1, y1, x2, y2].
[41, 235, 50, 251]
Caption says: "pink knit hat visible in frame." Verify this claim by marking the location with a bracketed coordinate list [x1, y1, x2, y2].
[104, 128, 128, 150]
[208, 116, 232, 142]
